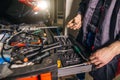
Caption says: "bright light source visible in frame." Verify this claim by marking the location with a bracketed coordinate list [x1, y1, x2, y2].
[34, 12, 38, 14]
[37, 1, 48, 10]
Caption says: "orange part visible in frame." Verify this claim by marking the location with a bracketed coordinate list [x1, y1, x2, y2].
[11, 42, 26, 47]
[17, 75, 38, 80]
[16, 43, 26, 47]
[11, 42, 19, 46]
[19, 0, 38, 11]
[40, 72, 52, 80]
[24, 57, 28, 62]
[19, 0, 33, 7]
[19, 0, 26, 3]
[33, 6, 40, 11]
[31, 40, 41, 45]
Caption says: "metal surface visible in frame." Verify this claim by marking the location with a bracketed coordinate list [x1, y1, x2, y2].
[0, 65, 13, 79]
[3, 54, 58, 80]
[64, 0, 74, 36]
[58, 63, 92, 77]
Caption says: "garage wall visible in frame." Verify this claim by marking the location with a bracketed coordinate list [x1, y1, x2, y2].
[65, 0, 81, 22]
[65, 0, 81, 38]
[51, 0, 81, 37]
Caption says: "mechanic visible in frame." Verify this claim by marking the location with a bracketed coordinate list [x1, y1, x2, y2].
[67, 0, 120, 80]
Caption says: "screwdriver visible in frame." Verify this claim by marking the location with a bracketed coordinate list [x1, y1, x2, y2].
[68, 35, 89, 62]
[72, 45, 88, 62]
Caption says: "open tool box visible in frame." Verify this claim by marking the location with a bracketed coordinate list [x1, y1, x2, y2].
[0, 23, 93, 80]
[54, 35, 92, 77]
[0, 24, 59, 80]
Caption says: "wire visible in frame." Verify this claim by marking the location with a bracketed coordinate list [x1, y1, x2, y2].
[6, 31, 43, 47]
[1, 43, 10, 63]
[0, 33, 6, 42]
[6, 31, 24, 45]
[0, 29, 13, 32]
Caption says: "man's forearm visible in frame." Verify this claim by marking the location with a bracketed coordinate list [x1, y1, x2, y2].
[108, 41, 120, 56]
[89, 40, 120, 68]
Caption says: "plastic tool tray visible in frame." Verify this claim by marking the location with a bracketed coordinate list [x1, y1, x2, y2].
[54, 35, 92, 77]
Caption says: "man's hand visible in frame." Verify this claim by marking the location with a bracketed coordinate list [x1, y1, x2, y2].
[89, 47, 116, 68]
[67, 14, 82, 30]
[89, 41, 120, 68]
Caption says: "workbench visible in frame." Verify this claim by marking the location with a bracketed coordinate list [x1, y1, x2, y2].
[2, 54, 92, 80]
[58, 63, 92, 77]
[3, 54, 58, 80]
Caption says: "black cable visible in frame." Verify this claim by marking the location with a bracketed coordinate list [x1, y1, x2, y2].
[6, 31, 24, 45]
[0, 30, 44, 64]
[7, 31, 43, 48]
[1, 43, 10, 63]
[0, 29, 13, 43]
[0, 33, 6, 42]
[3, 45, 13, 50]
[0, 29, 13, 32]
[0, 31, 12, 63]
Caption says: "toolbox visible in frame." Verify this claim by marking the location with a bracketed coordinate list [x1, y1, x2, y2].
[0, 24, 59, 80]
[54, 35, 92, 77]
[0, 24, 93, 80]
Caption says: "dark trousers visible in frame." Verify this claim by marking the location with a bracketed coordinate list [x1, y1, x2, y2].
[90, 55, 120, 80]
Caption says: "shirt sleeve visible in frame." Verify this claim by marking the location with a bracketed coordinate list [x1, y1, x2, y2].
[118, 32, 120, 41]
[78, 0, 90, 17]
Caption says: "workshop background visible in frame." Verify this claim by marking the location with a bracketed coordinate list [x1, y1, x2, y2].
[0, 0, 120, 80]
